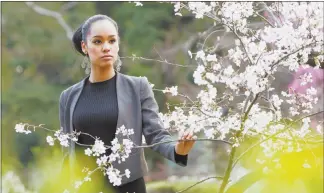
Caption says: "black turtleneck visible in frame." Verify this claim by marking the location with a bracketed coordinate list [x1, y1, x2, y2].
[73, 74, 118, 150]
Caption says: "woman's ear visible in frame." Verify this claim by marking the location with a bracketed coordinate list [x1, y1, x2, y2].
[81, 41, 88, 55]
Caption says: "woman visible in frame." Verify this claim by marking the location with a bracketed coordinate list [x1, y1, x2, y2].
[59, 14, 196, 193]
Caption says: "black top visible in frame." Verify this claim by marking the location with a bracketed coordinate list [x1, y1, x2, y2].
[73, 74, 118, 151]
[73, 73, 187, 192]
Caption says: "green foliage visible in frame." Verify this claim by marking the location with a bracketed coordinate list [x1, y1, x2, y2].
[111, 2, 175, 56]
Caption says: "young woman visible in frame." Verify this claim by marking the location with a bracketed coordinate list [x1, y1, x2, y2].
[59, 14, 196, 193]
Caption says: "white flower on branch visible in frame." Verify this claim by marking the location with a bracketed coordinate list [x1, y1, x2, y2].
[187, 2, 212, 19]
[92, 139, 107, 157]
[188, 50, 193, 59]
[175, 12, 182, 17]
[46, 136, 55, 146]
[299, 73, 313, 86]
[133, 1, 143, 6]
[15, 123, 31, 134]
[125, 169, 131, 178]
[85, 148, 92, 156]
[106, 167, 122, 186]
[54, 130, 69, 147]
[195, 50, 206, 61]
[163, 86, 178, 96]
[271, 94, 283, 110]
[96, 155, 109, 167]
[193, 65, 207, 85]
[206, 54, 217, 62]
[174, 2, 181, 12]
[116, 125, 134, 136]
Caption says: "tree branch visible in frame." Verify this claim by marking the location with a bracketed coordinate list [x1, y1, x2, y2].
[25, 2, 73, 40]
[176, 176, 223, 193]
[270, 41, 321, 71]
[120, 56, 196, 68]
[134, 138, 232, 149]
[218, 93, 260, 193]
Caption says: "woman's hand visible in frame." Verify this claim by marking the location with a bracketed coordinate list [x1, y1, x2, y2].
[175, 130, 196, 155]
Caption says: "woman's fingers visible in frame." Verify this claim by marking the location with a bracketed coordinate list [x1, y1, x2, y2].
[179, 130, 196, 143]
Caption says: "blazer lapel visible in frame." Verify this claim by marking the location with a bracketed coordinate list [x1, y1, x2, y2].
[68, 76, 88, 134]
[115, 72, 135, 141]
[116, 72, 123, 130]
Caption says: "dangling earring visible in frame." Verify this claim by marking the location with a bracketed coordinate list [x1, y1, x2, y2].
[114, 55, 122, 72]
[81, 54, 91, 74]
[81, 55, 88, 68]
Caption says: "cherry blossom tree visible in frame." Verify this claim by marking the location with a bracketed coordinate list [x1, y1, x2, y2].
[15, 2, 323, 193]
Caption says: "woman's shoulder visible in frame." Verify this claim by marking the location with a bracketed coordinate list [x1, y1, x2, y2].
[119, 73, 152, 96]
[60, 77, 87, 100]
[119, 72, 149, 86]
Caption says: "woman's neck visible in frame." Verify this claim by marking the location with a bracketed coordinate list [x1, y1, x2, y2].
[89, 65, 115, 83]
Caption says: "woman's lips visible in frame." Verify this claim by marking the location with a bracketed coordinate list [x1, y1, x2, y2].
[101, 55, 113, 59]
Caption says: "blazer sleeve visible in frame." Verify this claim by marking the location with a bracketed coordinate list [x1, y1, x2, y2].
[140, 77, 187, 167]
[59, 90, 65, 134]
[59, 90, 70, 167]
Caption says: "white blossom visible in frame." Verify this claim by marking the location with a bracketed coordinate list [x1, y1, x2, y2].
[96, 155, 108, 167]
[163, 86, 178, 96]
[125, 169, 131, 178]
[206, 54, 217, 62]
[14, 123, 31, 134]
[188, 50, 193, 58]
[46, 136, 54, 146]
[133, 2, 143, 6]
[92, 139, 106, 156]
[85, 148, 92, 156]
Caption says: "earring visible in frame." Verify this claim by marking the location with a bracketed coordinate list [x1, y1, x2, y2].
[114, 55, 122, 72]
[81, 55, 89, 69]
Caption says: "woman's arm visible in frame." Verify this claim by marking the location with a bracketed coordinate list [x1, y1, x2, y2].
[140, 77, 188, 167]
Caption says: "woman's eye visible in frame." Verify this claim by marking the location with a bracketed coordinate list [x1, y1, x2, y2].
[93, 40, 101, 44]
[110, 39, 116, 44]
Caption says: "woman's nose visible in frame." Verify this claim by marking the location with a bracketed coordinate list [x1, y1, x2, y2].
[102, 42, 111, 51]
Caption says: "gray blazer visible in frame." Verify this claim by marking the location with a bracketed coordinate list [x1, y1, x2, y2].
[59, 72, 186, 185]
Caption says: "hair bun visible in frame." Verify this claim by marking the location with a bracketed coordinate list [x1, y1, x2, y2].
[72, 24, 85, 56]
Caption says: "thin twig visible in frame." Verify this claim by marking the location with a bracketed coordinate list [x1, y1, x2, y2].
[224, 24, 254, 66]
[120, 56, 196, 68]
[176, 176, 223, 193]
[270, 41, 321, 71]
[134, 138, 232, 149]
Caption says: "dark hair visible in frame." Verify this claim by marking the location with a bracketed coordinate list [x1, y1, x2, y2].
[72, 14, 119, 56]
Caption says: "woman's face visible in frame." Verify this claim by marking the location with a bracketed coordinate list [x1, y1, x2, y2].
[81, 20, 119, 68]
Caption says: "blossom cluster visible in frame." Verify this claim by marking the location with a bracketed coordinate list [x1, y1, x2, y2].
[167, 1, 323, 161]
[14, 124, 134, 188]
